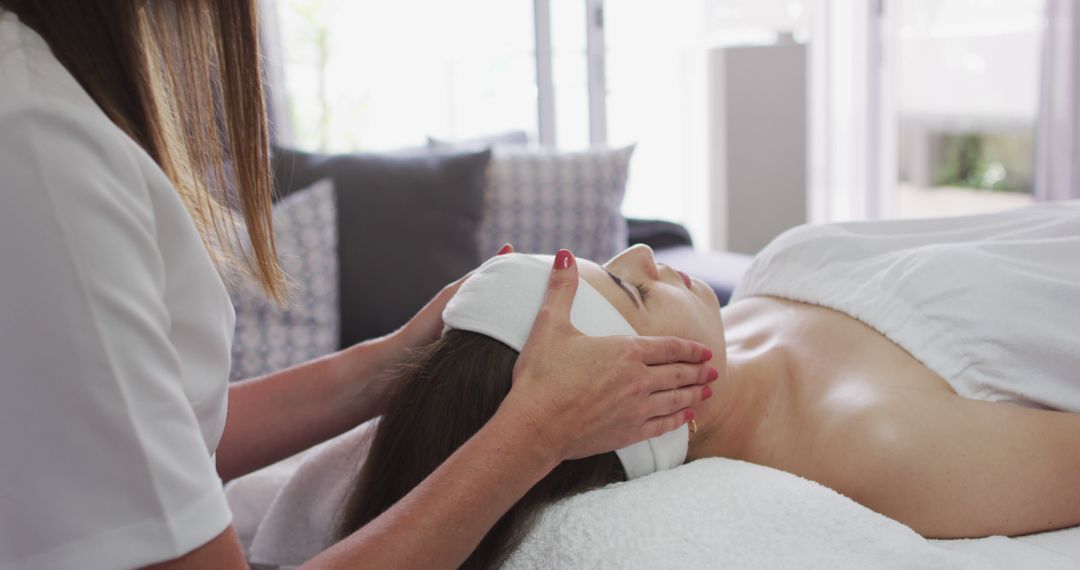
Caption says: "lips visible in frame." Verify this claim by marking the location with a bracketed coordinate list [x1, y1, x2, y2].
[676, 269, 692, 289]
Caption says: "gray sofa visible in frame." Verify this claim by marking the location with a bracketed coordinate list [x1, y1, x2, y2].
[270, 146, 753, 350]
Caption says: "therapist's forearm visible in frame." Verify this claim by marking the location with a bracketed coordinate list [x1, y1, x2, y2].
[304, 398, 559, 570]
[216, 336, 404, 482]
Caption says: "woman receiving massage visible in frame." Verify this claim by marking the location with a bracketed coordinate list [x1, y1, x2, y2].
[339, 202, 1080, 569]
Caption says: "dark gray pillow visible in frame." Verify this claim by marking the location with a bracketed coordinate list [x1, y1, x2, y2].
[271, 146, 492, 347]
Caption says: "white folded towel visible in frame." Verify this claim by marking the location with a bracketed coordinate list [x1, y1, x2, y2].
[504, 458, 1080, 570]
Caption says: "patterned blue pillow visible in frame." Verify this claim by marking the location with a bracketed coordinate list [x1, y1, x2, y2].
[229, 180, 339, 381]
[480, 146, 634, 262]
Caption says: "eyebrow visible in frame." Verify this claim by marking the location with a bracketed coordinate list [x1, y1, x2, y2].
[605, 270, 640, 309]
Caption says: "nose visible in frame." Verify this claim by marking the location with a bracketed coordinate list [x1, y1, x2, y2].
[610, 244, 660, 280]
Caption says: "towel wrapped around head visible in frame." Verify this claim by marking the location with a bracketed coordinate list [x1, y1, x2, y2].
[442, 253, 688, 479]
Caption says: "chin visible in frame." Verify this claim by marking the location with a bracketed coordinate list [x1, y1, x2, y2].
[692, 277, 722, 311]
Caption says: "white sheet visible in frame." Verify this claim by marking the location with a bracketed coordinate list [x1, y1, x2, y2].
[225, 421, 375, 565]
[226, 428, 1080, 569]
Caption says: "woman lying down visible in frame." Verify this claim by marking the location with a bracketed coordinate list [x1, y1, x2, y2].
[338, 202, 1080, 568]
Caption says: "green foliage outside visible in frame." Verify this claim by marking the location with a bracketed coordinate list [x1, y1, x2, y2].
[934, 132, 1033, 194]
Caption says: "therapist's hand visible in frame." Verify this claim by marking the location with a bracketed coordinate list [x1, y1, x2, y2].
[390, 243, 515, 352]
[500, 249, 716, 462]
[340, 244, 516, 417]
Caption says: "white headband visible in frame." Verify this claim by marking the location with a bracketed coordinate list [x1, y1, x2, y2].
[442, 253, 688, 480]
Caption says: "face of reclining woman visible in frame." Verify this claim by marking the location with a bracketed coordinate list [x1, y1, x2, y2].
[579, 244, 729, 374]
[339, 245, 731, 569]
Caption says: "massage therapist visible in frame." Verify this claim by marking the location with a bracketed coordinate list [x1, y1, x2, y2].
[0, 3, 716, 569]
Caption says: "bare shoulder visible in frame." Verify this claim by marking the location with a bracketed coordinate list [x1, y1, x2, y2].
[833, 394, 1080, 538]
[734, 296, 1080, 538]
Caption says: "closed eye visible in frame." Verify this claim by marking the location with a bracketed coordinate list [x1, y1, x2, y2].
[606, 270, 644, 309]
[635, 282, 650, 304]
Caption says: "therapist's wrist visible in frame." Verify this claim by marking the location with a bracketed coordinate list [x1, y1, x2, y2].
[488, 392, 565, 473]
[330, 333, 411, 422]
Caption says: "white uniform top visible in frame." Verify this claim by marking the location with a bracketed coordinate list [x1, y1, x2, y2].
[0, 12, 235, 570]
[731, 202, 1080, 412]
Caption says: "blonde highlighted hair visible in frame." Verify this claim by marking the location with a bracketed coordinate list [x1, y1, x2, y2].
[4, 0, 287, 304]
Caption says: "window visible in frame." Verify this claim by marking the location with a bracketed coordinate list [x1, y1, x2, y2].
[276, 0, 736, 243]
[594, 0, 807, 242]
[550, 0, 591, 150]
[277, 0, 536, 152]
[603, 1, 706, 231]
[274, 0, 832, 248]
[891, 0, 1042, 218]
[807, 0, 1045, 222]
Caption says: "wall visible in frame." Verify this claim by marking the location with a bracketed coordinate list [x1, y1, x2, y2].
[707, 39, 808, 254]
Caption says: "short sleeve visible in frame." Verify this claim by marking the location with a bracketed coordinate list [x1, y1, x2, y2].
[0, 97, 233, 568]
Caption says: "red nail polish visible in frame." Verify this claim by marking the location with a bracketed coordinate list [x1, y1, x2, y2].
[707, 367, 719, 381]
[554, 249, 573, 270]
[685, 409, 696, 421]
[702, 348, 713, 362]
[497, 244, 513, 256]
[702, 385, 713, 400]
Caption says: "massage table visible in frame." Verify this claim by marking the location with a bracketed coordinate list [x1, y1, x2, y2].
[226, 422, 1080, 569]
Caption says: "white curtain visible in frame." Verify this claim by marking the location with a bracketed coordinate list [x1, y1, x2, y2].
[259, 0, 294, 145]
[1035, 0, 1080, 201]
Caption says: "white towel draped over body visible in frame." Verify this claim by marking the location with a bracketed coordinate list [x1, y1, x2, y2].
[733, 201, 1080, 412]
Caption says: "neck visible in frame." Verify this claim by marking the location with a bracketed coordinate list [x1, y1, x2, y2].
[686, 307, 793, 462]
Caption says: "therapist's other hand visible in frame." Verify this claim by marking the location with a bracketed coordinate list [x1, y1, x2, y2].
[391, 243, 514, 352]
[501, 249, 715, 462]
[336, 244, 515, 421]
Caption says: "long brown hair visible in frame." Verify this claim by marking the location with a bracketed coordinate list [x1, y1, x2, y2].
[338, 330, 625, 569]
[2, 0, 286, 302]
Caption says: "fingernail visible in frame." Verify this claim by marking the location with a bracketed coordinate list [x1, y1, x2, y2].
[685, 409, 696, 422]
[707, 367, 719, 381]
[497, 244, 513, 255]
[554, 249, 574, 270]
[702, 385, 713, 400]
[702, 348, 713, 362]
